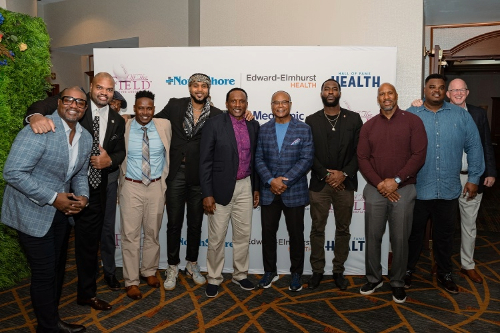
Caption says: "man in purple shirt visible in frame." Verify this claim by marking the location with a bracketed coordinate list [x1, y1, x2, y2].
[357, 83, 427, 303]
[200, 88, 260, 298]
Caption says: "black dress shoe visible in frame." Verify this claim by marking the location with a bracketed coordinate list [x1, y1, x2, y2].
[104, 275, 121, 291]
[437, 273, 458, 294]
[333, 273, 348, 291]
[307, 272, 323, 289]
[58, 319, 86, 333]
[77, 297, 112, 311]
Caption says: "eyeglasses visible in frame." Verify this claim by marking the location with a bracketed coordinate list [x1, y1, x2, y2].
[271, 100, 290, 106]
[448, 89, 468, 94]
[60, 96, 87, 108]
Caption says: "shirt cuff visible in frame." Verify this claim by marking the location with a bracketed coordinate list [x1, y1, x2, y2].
[25, 113, 43, 124]
[48, 192, 57, 205]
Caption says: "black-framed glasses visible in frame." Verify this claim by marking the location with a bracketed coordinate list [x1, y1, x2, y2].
[60, 96, 87, 109]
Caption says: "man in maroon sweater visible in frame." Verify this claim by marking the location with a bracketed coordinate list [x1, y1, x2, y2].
[357, 83, 427, 304]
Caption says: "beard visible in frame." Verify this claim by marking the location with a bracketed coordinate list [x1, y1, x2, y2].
[322, 95, 340, 107]
[190, 93, 208, 105]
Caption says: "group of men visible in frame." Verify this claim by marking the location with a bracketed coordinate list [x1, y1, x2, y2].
[1, 71, 494, 331]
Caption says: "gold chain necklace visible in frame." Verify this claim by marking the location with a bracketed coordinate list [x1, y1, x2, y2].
[324, 111, 341, 131]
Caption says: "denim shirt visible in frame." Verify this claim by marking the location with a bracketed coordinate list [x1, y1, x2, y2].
[407, 101, 484, 200]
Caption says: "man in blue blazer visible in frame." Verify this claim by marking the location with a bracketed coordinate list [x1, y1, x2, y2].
[255, 90, 314, 292]
[2, 87, 92, 333]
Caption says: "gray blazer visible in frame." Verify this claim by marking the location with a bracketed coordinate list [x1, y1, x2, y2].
[1, 114, 92, 237]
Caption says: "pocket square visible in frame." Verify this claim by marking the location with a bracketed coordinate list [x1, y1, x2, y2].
[291, 138, 301, 145]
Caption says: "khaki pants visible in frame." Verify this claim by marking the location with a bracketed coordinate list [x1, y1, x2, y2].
[206, 177, 253, 285]
[119, 180, 164, 287]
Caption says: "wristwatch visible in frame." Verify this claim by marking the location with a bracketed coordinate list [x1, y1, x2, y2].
[394, 176, 402, 184]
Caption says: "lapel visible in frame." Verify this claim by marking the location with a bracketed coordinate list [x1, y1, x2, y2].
[52, 114, 70, 178]
[246, 120, 256, 151]
[153, 118, 169, 148]
[335, 109, 347, 147]
[80, 98, 93, 133]
[223, 113, 238, 156]
[103, 110, 116, 149]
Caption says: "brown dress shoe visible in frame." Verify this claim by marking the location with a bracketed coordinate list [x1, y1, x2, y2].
[76, 297, 112, 311]
[141, 275, 160, 288]
[126, 285, 143, 300]
[460, 268, 483, 284]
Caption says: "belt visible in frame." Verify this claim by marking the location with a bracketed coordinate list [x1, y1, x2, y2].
[125, 177, 161, 183]
[460, 171, 468, 175]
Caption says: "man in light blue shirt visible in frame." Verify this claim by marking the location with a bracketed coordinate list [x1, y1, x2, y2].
[118, 90, 172, 300]
[404, 74, 484, 294]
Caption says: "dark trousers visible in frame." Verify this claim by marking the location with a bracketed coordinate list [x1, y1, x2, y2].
[75, 186, 105, 300]
[407, 198, 458, 275]
[309, 186, 354, 274]
[166, 166, 204, 265]
[17, 210, 71, 333]
[101, 180, 117, 277]
[261, 196, 305, 274]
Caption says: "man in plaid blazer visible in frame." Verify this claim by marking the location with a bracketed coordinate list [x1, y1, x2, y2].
[2, 87, 92, 333]
[255, 90, 314, 292]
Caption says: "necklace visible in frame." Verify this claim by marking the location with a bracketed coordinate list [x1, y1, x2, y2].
[324, 111, 341, 131]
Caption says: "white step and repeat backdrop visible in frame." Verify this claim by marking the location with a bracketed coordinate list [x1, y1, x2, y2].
[94, 46, 396, 275]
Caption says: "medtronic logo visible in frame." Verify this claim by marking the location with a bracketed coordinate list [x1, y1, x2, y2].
[165, 76, 236, 86]
[253, 110, 305, 121]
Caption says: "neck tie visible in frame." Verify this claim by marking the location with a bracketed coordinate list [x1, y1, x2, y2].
[142, 126, 151, 186]
[89, 115, 101, 189]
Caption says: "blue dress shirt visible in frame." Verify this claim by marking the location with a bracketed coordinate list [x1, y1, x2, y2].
[126, 120, 165, 181]
[407, 101, 484, 200]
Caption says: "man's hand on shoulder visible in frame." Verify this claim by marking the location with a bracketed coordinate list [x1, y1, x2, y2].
[244, 110, 254, 121]
[411, 99, 423, 108]
[29, 114, 56, 133]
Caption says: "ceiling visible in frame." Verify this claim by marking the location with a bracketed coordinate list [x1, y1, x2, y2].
[37, 0, 500, 55]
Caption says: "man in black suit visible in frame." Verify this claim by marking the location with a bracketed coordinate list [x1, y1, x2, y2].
[154, 73, 222, 290]
[446, 78, 496, 284]
[26, 72, 126, 311]
[305, 79, 363, 290]
[199, 88, 260, 298]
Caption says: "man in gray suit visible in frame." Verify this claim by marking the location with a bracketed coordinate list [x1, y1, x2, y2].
[1, 87, 92, 333]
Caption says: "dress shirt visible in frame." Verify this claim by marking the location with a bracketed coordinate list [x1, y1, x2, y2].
[268, 122, 290, 184]
[125, 119, 165, 181]
[357, 108, 427, 188]
[49, 120, 84, 205]
[229, 114, 251, 180]
[407, 101, 484, 200]
[90, 101, 109, 147]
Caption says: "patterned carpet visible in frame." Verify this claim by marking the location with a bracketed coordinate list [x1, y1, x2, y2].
[1, 229, 499, 333]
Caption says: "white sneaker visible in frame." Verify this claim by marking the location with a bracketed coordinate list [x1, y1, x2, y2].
[164, 265, 178, 290]
[185, 261, 206, 285]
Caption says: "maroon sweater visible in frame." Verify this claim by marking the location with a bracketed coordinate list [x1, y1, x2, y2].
[357, 108, 428, 188]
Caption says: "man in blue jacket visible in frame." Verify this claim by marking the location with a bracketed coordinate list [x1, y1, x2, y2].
[255, 90, 314, 292]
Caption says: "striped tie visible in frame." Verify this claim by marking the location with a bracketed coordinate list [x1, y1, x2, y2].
[141, 126, 151, 186]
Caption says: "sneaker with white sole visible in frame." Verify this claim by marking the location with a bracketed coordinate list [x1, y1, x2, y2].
[164, 265, 178, 290]
[257, 271, 279, 289]
[360, 280, 383, 295]
[232, 278, 254, 290]
[185, 261, 206, 285]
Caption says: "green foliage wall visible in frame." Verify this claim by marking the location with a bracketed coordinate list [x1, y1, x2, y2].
[0, 8, 52, 289]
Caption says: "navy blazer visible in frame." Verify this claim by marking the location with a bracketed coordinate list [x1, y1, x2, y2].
[199, 113, 260, 205]
[2, 114, 92, 237]
[255, 117, 314, 207]
[467, 103, 497, 193]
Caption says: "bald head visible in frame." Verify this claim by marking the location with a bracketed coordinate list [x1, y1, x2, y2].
[446, 78, 469, 108]
[90, 72, 115, 107]
[377, 82, 398, 114]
